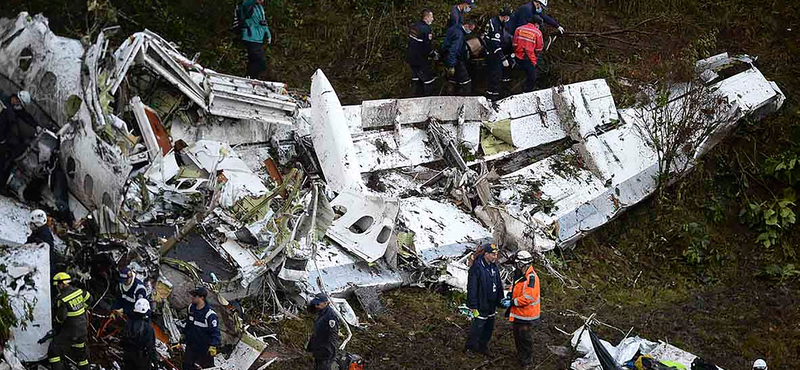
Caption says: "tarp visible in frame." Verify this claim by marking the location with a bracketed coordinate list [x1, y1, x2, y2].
[588, 326, 622, 370]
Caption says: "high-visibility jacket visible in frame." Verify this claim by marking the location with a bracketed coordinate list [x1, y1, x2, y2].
[509, 265, 540, 323]
[513, 23, 543, 65]
[55, 285, 91, 335]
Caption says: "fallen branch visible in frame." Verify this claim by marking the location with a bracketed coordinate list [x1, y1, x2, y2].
[564, 17, 662, 37]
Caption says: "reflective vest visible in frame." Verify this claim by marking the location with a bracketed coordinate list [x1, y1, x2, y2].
[509, 265, 540, 322]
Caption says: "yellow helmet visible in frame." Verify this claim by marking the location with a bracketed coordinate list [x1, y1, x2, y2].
[52, 272, 71, 285]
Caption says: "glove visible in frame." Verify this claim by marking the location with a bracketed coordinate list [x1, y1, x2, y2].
[208, 346, 217, 357]
[502, 59, 510, 68]
[470, 309, 479, 318]
[558, 26, 565, 34]
[500, 298, 511, 308]
[446, 67, 456, 77]
[111, 308, 124, 319]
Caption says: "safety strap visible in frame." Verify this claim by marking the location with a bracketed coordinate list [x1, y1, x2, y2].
[78, 360, 89, 366]
[72, 342, 86, 348]
[67, 307, 86, 317]
[49, 357, 61, 363]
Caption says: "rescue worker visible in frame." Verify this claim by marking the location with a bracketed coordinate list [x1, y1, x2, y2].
[508, 250, 540, 368]
[305, 293, 340, 370]
[442, 18, 478, 96]
[465, 243, 506, 354]
[510, 0, 564, 35]
[111, 267, 148, 317]
[121, 298, 156, 370]
[446, 0, 475, 30]
[27, 209, 57, 275]
[182, 286, 221, 369]
[241, 0, 272, 79]
[753, 359, 768, 370]
[484, 7, 514, 100]
[0, 90, 36, 173]
[48, 272, 91, 370]
[407, 9, 438, 97]
[513, 15, 544, 93]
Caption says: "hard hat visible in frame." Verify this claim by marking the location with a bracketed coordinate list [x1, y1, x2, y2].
[17, 90, 31, 108]
[753, 359, 768, 370]
[53, 272, 71, 285]
[30, 209, 47, 228]
[133, 298, 150, 314]
[516, 250, 534, 263]
[536, 0, 548, 7]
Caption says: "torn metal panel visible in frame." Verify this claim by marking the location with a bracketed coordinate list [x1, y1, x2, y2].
[185, 140, 269, 208]
[359, 96, 492, 129]
[215, 239, 269, 301]
[131, 96, 172, 158]
[0, 13, 83, 129]
[306, 241, 402, 295]
[214, 331, 267, 370]
[354, 286, 385, 318]
[326, 190, 399, 263]
[1, 242, 52, 362]
[398, 197, 492, 264]
[206, 72, 296, 123]
[310, 70, 364, 194]
[0, 196, 33, 244]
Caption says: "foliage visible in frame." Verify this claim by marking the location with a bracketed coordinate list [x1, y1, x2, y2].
[759, 264, 800, 282]
[680, 221, 722, 265]
[0, 288, 19, 345]
[764, 151, 800, 186]
[633, 79, 733, 200]
[739, 188, 797, 256]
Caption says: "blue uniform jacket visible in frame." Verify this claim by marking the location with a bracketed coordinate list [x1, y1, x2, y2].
[484, 16, 512, 59]
[446, 5, 464, 30]
[511, 2, 560, 33]
[111, 277, 148, 316]
[406, 20, 434, 66]
[183, 303, 221, 353]
[306, 305, 339, 359]
[441, 25, 469, 67]
[467, 255, 504, 316]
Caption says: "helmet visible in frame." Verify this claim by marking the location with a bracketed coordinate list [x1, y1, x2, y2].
[53, 272, 71, 285]
[753, 359, 767, 370]
[516, 250, 534, 264]
[16, 90, 31, 108]
[133, 298, 150, 314]
[536, 0, 548, 7]
[30, 209, 47, 227]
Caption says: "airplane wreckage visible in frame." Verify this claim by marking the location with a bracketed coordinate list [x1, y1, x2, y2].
[0, 12, 785, 370]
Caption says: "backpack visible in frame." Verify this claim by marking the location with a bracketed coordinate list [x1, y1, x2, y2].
[230, 3, 256, 37]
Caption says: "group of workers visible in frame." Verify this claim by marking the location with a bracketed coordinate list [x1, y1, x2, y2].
[407, 0, 564, 100]
[465, 243, 541, 368]
[29, 210, 219, 370]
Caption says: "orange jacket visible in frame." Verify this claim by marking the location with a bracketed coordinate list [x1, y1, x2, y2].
[509, 265, 540, 322]
[512, 23, 543, 64]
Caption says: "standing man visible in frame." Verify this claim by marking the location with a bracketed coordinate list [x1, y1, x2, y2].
[306, 293, 339, 370]
[513, 15, 544, 93]
[0, 90, 37, 164]
[465, 243, 506, 354]
[446, 0, 475, 30]
[484, 7, 514, 100]
[182, 287, 221, 369]
[27, 209, 56, 276]
[510, 0, 564, 35]
[508, 251, 540, 368]
[111, 267, 149, 318]
[442, 18, 478, 96]
[241, 0, 272, 79]
[121, 298, 156, 370]
[47, 272, 91, 370]
[407, 9, 438, 97]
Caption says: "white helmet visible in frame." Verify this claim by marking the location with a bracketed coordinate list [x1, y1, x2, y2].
[17, 90, 31, 108]
[753, 359, 767, 370]
[516, 250, 534, 263]
[30, 209, 47, 227]
[536, 0, 548, 7]
[133, 298, 150, 314]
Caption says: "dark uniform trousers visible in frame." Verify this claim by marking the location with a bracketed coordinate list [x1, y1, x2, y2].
[465, 313, 496, 353]
[450, 60, 472, 96]
[410, 64, 436, 97]
[517, 57, 538, 93]
[512, 320, 540, 366]
[183, 348, 214, 369]
[48, 333, 89, 370]
[244, 41, 266, 79]
[486, 54, 512, 100]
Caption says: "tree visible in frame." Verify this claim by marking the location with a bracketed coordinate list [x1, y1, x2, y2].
[632, 78, 736, 200]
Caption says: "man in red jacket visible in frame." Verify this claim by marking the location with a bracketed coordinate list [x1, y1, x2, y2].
[513, 15, 544, 93]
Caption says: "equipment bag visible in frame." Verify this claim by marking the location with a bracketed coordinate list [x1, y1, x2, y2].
[230, 4, 255, 37]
